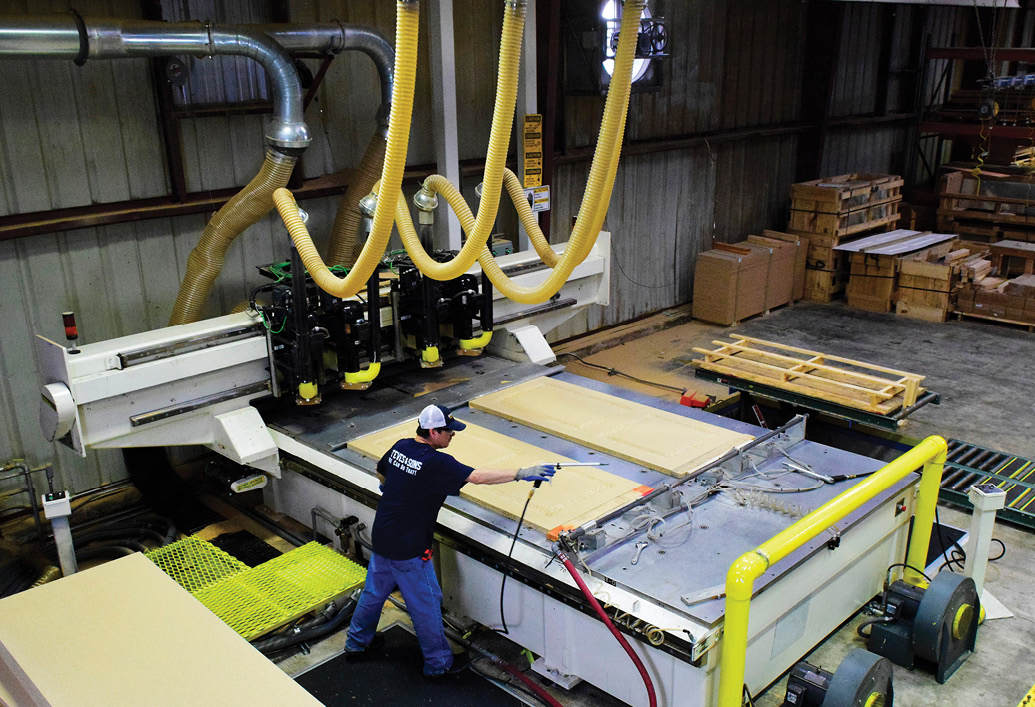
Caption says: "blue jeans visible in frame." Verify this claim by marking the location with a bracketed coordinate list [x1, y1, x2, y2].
[345, 552, 455, 675]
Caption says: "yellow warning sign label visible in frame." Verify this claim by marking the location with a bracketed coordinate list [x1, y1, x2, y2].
[523, 114, 544, 187]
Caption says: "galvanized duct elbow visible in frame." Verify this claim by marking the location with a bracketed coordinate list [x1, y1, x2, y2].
[252, 23, 394, 132]
[0, 15, 310, 152]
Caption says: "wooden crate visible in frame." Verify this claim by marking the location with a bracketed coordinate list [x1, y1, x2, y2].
[936, 216, 1002, 243]
[692, 335, 925, 415]
[806, 243, 849, 271]
[837, 230, 960, 314]
[990, 239, 1035, 277]
[938, 170, 1035, 227]
[788, 201, 901, 238]
[790, 173, 904, 214]
[791, 224, 903, 303]
[898, 203, 938, 231]
[896, 289, 954, 322]
[803, 267, 848, 302]
[845, 273, 896, 313]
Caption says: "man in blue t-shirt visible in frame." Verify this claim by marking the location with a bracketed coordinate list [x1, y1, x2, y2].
[344, 403, 555, 679]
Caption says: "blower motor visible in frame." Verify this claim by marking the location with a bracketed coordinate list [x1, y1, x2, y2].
[783, 649, 893, 707]
[866, 571, 979, 684]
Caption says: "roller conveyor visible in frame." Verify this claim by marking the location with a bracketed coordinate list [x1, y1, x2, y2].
[942, 438, 1035, 530]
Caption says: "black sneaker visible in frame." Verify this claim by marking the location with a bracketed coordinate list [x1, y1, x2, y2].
[423, 652, 470, 680]
[344, 632, 385, 663]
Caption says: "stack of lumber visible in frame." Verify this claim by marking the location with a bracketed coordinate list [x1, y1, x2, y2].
[834, 230, 958, 313]
[787, 173, 903, 302]
[692, 235, 804, 326]
[957, 239, 1035, 327]
[938, 170, 1035, 242]
[692, 336, 926, 416]
[897, 245, 989, 322]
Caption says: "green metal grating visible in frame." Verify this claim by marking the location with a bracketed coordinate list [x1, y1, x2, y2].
[149, 538, 366, 641]
[146, 535, 249, 593]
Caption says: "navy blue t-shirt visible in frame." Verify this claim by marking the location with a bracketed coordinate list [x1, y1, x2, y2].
[372, 438, 474, 560]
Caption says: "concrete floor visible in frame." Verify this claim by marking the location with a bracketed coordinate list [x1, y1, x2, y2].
[275, 301, 1035, 706]
[734, 302, 1035, 459]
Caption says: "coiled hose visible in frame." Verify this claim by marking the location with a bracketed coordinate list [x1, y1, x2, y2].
[559, 551, 657, 707]
[386, 0, 527, 281]
[389, 0, 641, 303]
[168, 150, 297, 325]
[252, 595, 358, 654]
[271, 0, 420, 300]
[31, 565, 62, 588]
[325, 133, 388, 267]
[474, 0, 644, 304]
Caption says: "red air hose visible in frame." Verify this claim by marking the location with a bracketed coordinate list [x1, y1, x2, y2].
[494, 660, 564, 707]
[559, 552, 658, 707]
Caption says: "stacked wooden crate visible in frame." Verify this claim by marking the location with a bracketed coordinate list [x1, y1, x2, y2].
[938, 170, 1035, 243]
[787, 173, 903, 302]
[834, 230, 958, 313]
[957, 240, 1035, 327]
[896, 245, 989, 322]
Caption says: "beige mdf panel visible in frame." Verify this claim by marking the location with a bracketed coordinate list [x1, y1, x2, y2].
[0, 553, 322, 707]
[349, 420, 649, 535]
[470, 377, 753, 476]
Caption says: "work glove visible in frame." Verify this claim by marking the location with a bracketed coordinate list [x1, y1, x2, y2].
[515, 464, 556, 483]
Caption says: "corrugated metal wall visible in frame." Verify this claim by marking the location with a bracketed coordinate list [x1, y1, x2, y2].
[0, 0, 1001, 492]
[553, 0, 807, 339]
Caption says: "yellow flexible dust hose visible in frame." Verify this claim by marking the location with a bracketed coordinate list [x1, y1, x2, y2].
[271, 0, 420, 299]
[474, 0, 643, 304]
[168, 150, 296, 325]
[503, 168, 559, 267]
[390, 0, 526, 280]
[325, 133, 388, 267]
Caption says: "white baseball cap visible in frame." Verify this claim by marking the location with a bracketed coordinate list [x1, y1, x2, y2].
[418, 404, 467, 431]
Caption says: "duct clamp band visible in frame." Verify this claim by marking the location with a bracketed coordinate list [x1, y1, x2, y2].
[69, 8, 88, 66]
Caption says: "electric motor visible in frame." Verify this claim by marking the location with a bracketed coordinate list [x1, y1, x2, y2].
[783, 649, 893, 707]
[867, 571, 979, 684]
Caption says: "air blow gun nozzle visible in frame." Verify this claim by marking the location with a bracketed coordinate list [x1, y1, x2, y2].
[535, 461, 609, 488]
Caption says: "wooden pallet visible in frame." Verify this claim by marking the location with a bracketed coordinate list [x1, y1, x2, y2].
[692, 336, 926, 415]
[955, 310, 1035, 332]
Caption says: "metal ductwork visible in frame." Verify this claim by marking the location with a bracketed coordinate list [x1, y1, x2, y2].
[0, 14, 310, 152]
[256, 23, 395, 131]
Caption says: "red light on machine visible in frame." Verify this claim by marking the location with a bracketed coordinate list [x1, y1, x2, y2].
[62, 312, 81, 354]
[62, 312, 78, 341]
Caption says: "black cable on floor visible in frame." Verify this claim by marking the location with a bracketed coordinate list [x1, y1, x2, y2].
[935, 506, 1006, 573]
[557, 352, 688, 395]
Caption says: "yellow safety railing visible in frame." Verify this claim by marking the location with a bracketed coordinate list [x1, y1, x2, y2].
[717, 435, 948, 707]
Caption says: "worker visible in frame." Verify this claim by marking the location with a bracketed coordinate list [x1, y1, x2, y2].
[344, 403, 556, 679]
